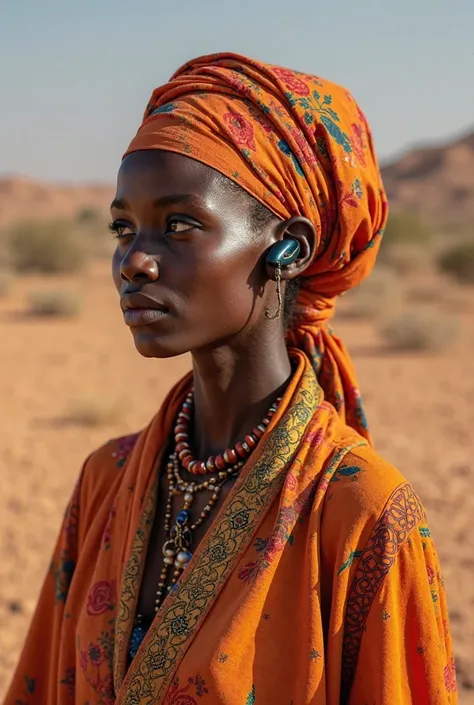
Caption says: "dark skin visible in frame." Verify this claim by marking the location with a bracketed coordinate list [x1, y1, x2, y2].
[111, 150, 316, 621]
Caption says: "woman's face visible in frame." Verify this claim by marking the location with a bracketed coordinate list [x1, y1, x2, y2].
[111, 151, 280, 359]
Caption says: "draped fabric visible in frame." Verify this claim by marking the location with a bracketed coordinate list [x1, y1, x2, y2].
[5, 352, 456, 704]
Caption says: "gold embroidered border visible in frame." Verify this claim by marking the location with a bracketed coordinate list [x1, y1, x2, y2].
[118, 369, 320, 704]
[114, 474, 159, 691]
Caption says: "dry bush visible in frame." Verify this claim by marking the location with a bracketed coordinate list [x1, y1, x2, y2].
[379, 212, 433, 257]
[0, 230, 11, 267]
[0, 269, 13, 297]
[379, 308, 459, 353]
[76, 207, 100, 225]
[9, 220, 87, 274]
[75, 217, 115, 259]
[408, 285, 444, 305]
[437, 241, 474, 284]
[27, 290, 81, 318]
[342, 266, 402, 319]
[65, 396, 121, 427]
[380, 243, 432, 277]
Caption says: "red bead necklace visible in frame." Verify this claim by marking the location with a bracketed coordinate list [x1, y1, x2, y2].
[173, 391, 281, 476]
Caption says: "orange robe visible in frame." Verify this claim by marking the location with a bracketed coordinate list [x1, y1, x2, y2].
[5, 351, 457, 704]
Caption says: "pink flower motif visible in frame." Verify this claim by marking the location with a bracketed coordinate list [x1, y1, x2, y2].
[318, 476, 331, 495]
[319, 204, 337, 240]
[86, 580, 116, 616]
[286, 125, 318, 168]
[305, 428, 324, 448]
[223, 109, 256, 151]
[426, 564, 436, 585]
[246, 104, 274, 134]
[444, 657, 457, 692]
[357, 105, 368, 125]
[274, 67, 310, 96]
[97, 674, 115, 704]
[79, 649, 88, 672]
[88, 642, 104, 667]
[111, 433, 138, 469]
[225, 74, 254, 100]
[351, 123, 367, 167]
[264, 534, 285, 562]
[238, 561, 262, 583]
[256, 115, 273, 134]
[284, 472, 297, 492]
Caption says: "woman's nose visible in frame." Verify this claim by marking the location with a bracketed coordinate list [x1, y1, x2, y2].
[120, 248, 159, 284]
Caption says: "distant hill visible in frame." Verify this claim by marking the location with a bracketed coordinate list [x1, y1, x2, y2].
[0, 177, 113, 229]
[381, 129, 474, 227]
[1, 128, 473, 230]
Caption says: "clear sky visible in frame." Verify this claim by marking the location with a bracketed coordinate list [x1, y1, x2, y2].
[1, 0, 473, 183]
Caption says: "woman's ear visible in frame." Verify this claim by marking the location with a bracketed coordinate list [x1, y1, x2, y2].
[265, 216, 317, 281]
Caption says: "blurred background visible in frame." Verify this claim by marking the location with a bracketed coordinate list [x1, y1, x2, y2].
[1, 0, 473, 700]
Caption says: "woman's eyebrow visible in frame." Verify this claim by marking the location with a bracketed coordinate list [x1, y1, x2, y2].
[110, 194, 204, 211]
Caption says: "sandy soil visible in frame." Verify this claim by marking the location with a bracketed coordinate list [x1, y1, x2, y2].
[0, 262, 473, 702]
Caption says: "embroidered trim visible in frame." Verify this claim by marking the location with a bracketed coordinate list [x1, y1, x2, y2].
[113, 473, 158, 691]
[116, 369, 321, 704]
[341, 482, 424, 699]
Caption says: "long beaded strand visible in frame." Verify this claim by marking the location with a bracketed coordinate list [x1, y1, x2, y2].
[153, 393, 281, 608]
[128, 393, 281, 661]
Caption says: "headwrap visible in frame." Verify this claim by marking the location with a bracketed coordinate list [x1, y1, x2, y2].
[124, 53, 388, 441]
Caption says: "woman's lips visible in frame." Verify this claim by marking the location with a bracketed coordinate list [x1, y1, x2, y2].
[123, 308, 168, 327]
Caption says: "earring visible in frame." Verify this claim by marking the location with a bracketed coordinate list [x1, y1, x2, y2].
[264, 262, 282, 320]
[264, 239, 300, 321]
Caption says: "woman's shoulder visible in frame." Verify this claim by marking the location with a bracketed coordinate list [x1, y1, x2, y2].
[320, 441, 425, 564]
[329, 441, 417, 508]
[83, 430, 141, 477]
[78, 431, 142, 511]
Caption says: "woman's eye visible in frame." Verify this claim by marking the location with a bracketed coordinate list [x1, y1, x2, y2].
[108, 221, 133, 239]
[108, 219, 198, 239]
[167, 219, 195, 234]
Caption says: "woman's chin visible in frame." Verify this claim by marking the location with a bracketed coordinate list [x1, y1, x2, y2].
[129, 328, 186, 359]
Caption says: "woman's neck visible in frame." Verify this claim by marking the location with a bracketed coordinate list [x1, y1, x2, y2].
[191, 330, 291, 458]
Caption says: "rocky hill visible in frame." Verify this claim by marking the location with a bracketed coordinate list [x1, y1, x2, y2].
[0, 177, 113, 229]
[381, 129, 474, 227]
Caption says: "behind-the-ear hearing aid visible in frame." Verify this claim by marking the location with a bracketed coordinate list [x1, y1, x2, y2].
[264, 239, 301, 320]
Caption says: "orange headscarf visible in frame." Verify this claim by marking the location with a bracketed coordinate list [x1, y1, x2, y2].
[124, 52, 388, 440]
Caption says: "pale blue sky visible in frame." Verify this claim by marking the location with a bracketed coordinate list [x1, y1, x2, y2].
[1, 0, 473, 182]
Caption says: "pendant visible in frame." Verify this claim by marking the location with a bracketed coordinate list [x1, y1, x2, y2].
[129, 616, 148, 661]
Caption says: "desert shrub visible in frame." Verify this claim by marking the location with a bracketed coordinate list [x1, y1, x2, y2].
[380, 243, 432, 276]
[342, 267, 402, 319]
[0, 268, 13, 297]
[0, 230, 11, 267]
[75, 214, 115, 259]
[379, 308, 458, 352]
[437, 241, 474, 284]
[27, 290, 81, 318]
[380, 212, 433, 255]
[76, 207, 100, 224]
[408, 285, 443, 304]
[83, 223, 115, 258]
[9, 220, 87, 274]
[65, 396, 121, 427]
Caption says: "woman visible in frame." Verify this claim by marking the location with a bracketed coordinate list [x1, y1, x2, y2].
[5, 53, 457, 704]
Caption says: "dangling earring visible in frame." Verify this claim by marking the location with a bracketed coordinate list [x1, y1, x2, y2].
[264, 262, 282, 320]
[264, 238, 301, 321]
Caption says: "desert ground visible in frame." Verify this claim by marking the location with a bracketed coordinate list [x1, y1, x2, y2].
[0, 259, 473, 702]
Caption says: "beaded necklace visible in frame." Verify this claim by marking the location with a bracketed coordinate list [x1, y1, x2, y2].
[128, 392, 281, 661]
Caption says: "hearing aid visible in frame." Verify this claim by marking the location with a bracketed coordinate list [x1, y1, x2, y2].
[265, 239, 301, 269]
